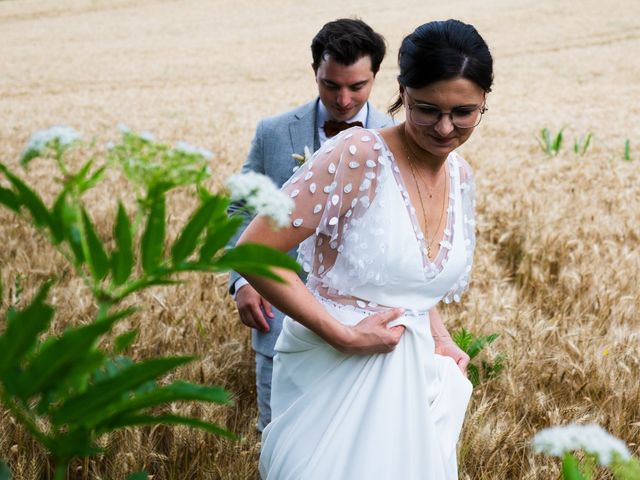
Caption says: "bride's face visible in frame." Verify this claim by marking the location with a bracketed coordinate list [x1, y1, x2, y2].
[403, 77, 486, 162]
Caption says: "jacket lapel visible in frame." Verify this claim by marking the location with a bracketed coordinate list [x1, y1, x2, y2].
[289, 99, 318, 158]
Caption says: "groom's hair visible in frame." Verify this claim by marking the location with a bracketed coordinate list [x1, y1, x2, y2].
[311, 18, 386, 75]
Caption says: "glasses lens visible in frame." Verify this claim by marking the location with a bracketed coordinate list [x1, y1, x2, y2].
[410, 105, 440, 126]
[451, 107, 482, 128]
[409, 104, 485, 128]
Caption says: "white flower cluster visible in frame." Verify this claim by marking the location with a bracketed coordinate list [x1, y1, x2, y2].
[226, 171, 293, 228]
[533, 423, 632, 466]
[174, 141, 213, 160]
[22, 126, 81, 159]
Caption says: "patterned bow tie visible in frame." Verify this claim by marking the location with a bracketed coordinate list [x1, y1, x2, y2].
[323, 120, 364, 138]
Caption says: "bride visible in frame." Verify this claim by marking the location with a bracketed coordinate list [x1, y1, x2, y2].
[237, 19, 494, 480]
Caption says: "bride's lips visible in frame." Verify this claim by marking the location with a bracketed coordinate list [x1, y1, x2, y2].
[431, 136, 456, 146]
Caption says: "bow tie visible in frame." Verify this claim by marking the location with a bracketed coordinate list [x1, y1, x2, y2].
[323, 120, 363, 138]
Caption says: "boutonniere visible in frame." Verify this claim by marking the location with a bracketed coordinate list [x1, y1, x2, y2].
[292, 145, 312, 166]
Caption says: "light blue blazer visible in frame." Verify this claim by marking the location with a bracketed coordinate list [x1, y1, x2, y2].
[229, 98, 395, 357]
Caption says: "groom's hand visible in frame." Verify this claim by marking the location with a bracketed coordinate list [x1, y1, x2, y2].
[235, 284, 274, 332]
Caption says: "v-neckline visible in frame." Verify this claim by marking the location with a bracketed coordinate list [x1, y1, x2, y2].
[372, 130, 456, 278]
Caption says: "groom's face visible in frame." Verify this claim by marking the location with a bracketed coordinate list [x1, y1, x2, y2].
[314, 54, 375, 122]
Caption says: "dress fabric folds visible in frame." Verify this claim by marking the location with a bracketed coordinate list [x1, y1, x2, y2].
[259, 128, 476, 480]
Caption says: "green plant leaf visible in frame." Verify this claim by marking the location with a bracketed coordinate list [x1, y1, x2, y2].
[0, 165, 53, 229]
[48, 190, 70, 244]
[101, 413, 236, 440]
[562, 453, 586, 480]
[214, 243, 299, 281]
[16, 309, 134, 400]
[0, 282, 54, 377]
[78, 164, 106, 194]
[0, 186, 21, 213]
[114, 330, 138, 354]
[171, 195, 221, 264]
[51, 356, 194, 426]
[0, 462, 10, 480]
[126, 472, 148, 480]
[81, 208, 110, 281]
[111, 202, 134, 285]
[99, 381, 230, 419]
[199, 216, 244, 262]
[141, 188, 166, 274]
[467, 364, 480, 387]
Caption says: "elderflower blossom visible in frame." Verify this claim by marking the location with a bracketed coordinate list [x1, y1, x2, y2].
[226, 172, 293, 228]
[20, 126, 81, 164]
[533, 423, 632, 466]
[174, 141, 213, 160]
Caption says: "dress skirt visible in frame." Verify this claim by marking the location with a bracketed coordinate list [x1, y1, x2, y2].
[259, 297, 473, 480]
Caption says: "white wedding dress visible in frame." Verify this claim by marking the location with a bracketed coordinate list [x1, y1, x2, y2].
[259, 127, 476, 480]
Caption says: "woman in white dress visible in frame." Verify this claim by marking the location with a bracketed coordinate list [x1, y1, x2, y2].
[237, 19, 494, 480]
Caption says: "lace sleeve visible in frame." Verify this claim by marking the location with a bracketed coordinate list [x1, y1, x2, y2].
[281, 127, 388, 289]
[442, 155, 476, 304]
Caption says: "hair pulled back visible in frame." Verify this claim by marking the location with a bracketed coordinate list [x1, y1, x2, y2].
[388, 19, 493, 116]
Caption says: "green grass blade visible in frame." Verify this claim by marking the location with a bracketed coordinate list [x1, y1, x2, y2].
[111, 202, 134, 285]
[0, 282, 54, 377]
[81, 208, 110, 281]
[51, 356, 194, 425]
[141, 188, 166, 274]
[624, 139, 631, 161]
[171, 196, 221, 264]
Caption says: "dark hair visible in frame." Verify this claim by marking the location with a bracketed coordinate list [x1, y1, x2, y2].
[388, 19, 494, 115]
[311, 18, 386, 75]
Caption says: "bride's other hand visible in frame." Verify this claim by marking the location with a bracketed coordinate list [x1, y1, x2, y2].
[335, 308, 406, 355]
[435, 338, 470, 377]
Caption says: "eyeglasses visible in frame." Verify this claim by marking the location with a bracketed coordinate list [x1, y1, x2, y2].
[405, 91, 487, 129]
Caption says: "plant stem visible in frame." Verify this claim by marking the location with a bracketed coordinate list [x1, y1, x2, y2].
[54, 464, 67, 480]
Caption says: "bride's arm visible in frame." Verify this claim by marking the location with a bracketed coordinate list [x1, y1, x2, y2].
[429, 307, 470, 375]
[237, 216, 404, 354]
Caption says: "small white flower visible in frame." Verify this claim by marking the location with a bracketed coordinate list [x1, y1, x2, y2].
[21, 126, 81, 164]
[533, 423, 632, 466]
[117, 123, 130, 133]
[174, 141, 214, 160]
[292, 145, 312, 165]
[226, 171, 294, 228]
[139, 131, 156, 142]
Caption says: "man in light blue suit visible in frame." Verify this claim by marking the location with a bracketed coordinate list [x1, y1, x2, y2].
[228, 18, 394, 432]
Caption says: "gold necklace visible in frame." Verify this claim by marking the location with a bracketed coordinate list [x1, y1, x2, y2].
[401, 128, 448, 259]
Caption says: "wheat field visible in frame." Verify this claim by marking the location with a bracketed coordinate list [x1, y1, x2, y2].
[1, 0, 639, 478]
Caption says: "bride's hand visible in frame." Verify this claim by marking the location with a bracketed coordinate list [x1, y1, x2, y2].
[434, 337, 470, 377]
[334, 308, 406, 355]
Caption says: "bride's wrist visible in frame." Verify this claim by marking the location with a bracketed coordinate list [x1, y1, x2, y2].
[325, 322, 354, 353]
[432, 333, 453, 344]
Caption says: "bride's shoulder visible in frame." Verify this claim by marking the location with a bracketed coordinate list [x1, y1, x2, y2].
[450, 152, 474, 184]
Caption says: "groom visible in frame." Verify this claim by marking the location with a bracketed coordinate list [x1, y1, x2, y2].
[228, 18, 394, 432]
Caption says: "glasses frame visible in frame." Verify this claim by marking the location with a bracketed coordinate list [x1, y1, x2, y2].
[404, 91, 488, 129]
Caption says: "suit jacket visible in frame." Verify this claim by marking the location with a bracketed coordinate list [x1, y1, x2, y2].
[228, 98, 394, 357]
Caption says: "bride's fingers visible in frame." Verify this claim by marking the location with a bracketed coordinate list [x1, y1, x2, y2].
[373, 308, 405, 325]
